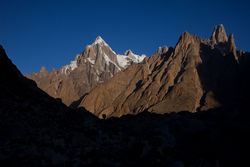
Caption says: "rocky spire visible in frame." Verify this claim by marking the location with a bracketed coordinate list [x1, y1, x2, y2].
[228, 34, 236, 52]
[157, 46, 169, 54]
[51, 68, 57, 74]
[228, 33, 238, 61]
[162, 46, 169, 54]
[40, 66, 48, 73]
[175, 32, 197, 52]
[157, 47, 162, 54]
[124, 50, 134, 56]
[211, 24, 228, 44]
[92, 36, 108, 46]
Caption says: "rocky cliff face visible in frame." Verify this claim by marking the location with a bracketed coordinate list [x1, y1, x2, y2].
[211, 24, 228, 43]
[26, 36, 145, 106]
[80, 25, 249, 118]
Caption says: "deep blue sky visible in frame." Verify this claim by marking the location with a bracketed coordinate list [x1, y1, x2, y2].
[1, 0, 250, 74]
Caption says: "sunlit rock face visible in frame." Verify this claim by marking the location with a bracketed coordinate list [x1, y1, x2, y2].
[80, 25, 248, 118]
[26, 36, 145, 106]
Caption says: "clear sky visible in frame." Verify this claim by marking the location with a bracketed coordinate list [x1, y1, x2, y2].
[1, 0, 250, 74]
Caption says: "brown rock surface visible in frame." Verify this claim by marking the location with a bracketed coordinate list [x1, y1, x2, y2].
[211, 24, 228, 43]
[228, 33, 238, 61]
[80, 25, 248, 118]
[26, 36, 145, 106]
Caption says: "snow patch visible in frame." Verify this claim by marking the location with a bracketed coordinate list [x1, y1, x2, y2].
[91, 36, 116, 55]
[62, 60, 78, 74]
[110, 48, 117, 55]
[103, 53, 121, 71]
[70, 60, 78, 70]
[132, 54, 146, 63]
[92, 36, 108, 47]
[96, 75, 99, 82]
[117, 55, 130, 68]
[117, 51, 146, 68]
[87, 58, 95, 64]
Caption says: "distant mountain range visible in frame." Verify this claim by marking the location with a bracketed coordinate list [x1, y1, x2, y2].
[1, 25, 250, 166]
[25, 36, 146, 106]
[79, 25, 250, 118]
[26, 25, 250, 119]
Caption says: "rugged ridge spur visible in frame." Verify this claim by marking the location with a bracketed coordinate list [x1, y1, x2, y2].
[80, 25, 250, 118]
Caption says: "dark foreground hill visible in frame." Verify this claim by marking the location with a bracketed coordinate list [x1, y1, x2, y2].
[1, 36, 250, 166]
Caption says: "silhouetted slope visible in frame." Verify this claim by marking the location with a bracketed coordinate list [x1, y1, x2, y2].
[0, 45, 98, 166]
[0, 45, 68, 114]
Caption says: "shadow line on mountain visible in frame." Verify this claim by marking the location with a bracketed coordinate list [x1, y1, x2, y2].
[196, 42, 242, 111]
[69, 93, 88, 108]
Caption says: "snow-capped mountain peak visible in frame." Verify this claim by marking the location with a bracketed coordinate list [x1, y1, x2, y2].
[117, 50, 146, 68]
[90, 36, 117, 55]
[92, 36, 108, 46]
[26, 36, 146, 106]
[124, 49, 133, 56]
[60, 36, 146, 75]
